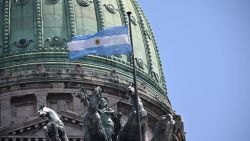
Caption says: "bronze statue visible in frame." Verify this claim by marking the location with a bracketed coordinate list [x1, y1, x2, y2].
[99, 97, 115, 141]
[151, 114, 175, 141]
[37, 105, 69, 141]
[76, 86, 120, 141]
[118, 85, 148, 141]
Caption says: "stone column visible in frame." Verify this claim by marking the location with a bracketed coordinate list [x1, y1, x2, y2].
[72, 94, 84, 114]
[35, 92, 48, 107]
[0, 97, 11, 126]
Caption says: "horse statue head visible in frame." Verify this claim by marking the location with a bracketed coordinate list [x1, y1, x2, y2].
[93, 86, 103, 98]
[37, 105, 69, 141]
[77, 86, 108, 141]
[118, 85, 148, 141]
[37, 105, 54, 118]
[151, 114, 175, 141]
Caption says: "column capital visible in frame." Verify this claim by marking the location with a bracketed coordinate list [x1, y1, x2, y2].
[0, 96, 11, 101]
[35, 91, 48, 97]
[35, 92, 47, 107]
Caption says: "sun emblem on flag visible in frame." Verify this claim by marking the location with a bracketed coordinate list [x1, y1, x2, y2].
[95, 39, 101, 45]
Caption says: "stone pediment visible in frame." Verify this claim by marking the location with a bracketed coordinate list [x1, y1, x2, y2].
[0, 111, 84, 138]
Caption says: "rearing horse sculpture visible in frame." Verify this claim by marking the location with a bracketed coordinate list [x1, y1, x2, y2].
[118, 85, 148, 141]
[37, 105, 69, 141]
[76, 86, 110, 141]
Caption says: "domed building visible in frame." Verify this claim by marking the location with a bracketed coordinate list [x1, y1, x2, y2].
[0, 0, 185, 140]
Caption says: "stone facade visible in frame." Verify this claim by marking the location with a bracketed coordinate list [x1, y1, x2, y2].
[0, 0, 185, 140]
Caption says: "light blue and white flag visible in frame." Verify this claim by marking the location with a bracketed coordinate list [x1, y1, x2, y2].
[67, 26, 132, 59]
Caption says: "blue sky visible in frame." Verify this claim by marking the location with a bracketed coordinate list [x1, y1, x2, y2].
[137, 0, 250, 141]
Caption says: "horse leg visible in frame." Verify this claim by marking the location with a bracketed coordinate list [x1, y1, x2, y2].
[117, 133, 123, 141]
[84, 128, 91, 141]
[83, 116, 92, 141]
[58, 127, 69, 141]
[50, 123, 60, 141]
[61, 133, 69, 141]
[94, 112, 106, 139]
[43, 126, 50, 141]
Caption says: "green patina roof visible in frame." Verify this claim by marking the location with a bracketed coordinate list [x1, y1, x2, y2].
[0, 0, 167, 96]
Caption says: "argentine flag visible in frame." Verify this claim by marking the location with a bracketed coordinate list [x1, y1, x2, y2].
[68, 26, 132, 59]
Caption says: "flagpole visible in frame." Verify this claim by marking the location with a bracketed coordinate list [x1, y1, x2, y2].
[127, 11, 142, 141]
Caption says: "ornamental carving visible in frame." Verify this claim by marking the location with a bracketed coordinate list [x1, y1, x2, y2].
[35, 0, 43, 49]
[104, 4, 116, 14]
[71, 64, 84, 74]
[48, 0, 60, 4]
[131, 16, 137, 26]
[94, 0, 105, 31]
[151, 71, 160, 82]
[154, 94, 160, 101]
[15, 39, 32, 48]
[109, 69, 119, 82]
[77, 0, 90, 7]
[15, 0, 29, 5]
[136, 58, 144, 69]
[46, 37, 66, 46]
[117, 0, 128, 25]
[32, 64, 46, 74]
[144, 30, 152, 40]
[67, 0, 76, 36]
[3, 0, 10, 53]
[139, 82, 146, 91]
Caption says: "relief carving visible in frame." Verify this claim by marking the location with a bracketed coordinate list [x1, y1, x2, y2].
[15, 0, 30, 5]
[104, 4, 117, 14]
[77, 0, 91, 7]
[71, 64, 84, 74]
[32, 64, 46, 75]
[15, 39, 33, 48]
[46, 36, 66, 46]
[109, 69, 119, 82]
[47, 0, 60, 4]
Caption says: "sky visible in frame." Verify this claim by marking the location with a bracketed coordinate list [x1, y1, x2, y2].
[137, 0, 250, 141]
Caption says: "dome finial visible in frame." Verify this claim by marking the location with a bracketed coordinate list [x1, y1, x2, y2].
[127, 11, 132, 16]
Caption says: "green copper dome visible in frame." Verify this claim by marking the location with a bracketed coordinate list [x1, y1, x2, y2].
[0, 0, 168, 98]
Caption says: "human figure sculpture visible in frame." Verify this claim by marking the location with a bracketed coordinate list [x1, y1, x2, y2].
[99, 97, 115, 141]
[76, 86, 120, 141]
[118, 84, 148, 141]
[37, 105, 69, 141]
[151, 114, 175, 141]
